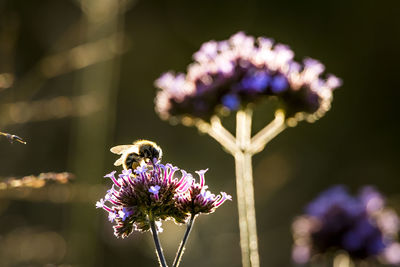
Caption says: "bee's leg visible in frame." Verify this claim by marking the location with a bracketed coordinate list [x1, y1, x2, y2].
[125, 153, 140, 171]
[130, 161, 140, 171]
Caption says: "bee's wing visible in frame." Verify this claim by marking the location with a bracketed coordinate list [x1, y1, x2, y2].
[114, 157, 124, 166]
[110, 145, 132, 155]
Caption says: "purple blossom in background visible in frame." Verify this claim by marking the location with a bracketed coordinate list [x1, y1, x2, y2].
[292, 186, 400, 265]
[96, 162, 231, 238]
[155, 32, 342, 122]
[221, 94, 240, 110]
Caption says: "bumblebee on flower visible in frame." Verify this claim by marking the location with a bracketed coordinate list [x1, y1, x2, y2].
[96, 160, 231, 238]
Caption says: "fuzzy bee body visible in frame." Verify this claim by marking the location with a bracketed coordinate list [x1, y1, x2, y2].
[110, 140, 162, 171]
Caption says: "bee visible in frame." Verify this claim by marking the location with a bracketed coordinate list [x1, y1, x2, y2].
[110, 139, 163, 171]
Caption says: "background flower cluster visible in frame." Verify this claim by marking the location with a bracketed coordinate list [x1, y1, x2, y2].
[155, 32, 341, 122]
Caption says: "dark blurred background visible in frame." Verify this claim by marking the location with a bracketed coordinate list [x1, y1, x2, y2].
[0, 0, 399, 266]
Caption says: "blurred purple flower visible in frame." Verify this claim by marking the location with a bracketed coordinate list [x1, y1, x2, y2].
[292, 185, 400, 265]
[155, 32, 342, 121]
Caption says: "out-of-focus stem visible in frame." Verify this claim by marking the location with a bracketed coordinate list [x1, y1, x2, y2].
[333, 253, 354, 267]
[149, 214, 168, 267]
[248, 110, 286, 155]
[195, 117, 239, 155]
[243, 152, 259, 267]
[236, 109, 260, 267]
[236, 109, 252, 149]
[198, 117, 251, 266]
[234, 152, 251, 267]
[199, 108, 287, 267]
[172, 214, 196, 267]
[210, 116, 238, 152]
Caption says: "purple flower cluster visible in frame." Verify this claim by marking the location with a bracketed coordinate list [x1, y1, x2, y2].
[155, 32, 341, 122]
[96, 162, 231, 238]
[176, 169, 232, 215]
[292, 186, 400, 265]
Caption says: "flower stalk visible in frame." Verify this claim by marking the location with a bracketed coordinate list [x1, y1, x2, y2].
[149, 213, 168, 267]
[248, 110, 286, 154]
[333, 253, 354, 267]
[234, 151, 251, 266]
[236, 108, 259, 267]
[173, 214, 197, 267]
[195, 108, 287, 267]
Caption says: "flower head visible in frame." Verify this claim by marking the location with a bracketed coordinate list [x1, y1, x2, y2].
[176, 168, 232, 215]
[155, 32, 341, 123]
[97, 163, 191, 238]
[292, 186, 400, 265]
[96, 163, 231, 238]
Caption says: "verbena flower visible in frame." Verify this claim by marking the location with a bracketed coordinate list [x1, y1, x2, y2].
[155, 31, 342, 122]
[96, 162, 231, 238]
[292, 185, 400, 265]
[176, 169, 232, 215]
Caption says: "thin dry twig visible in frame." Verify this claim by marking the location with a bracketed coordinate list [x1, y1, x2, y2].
[0, 172, 74, 190]
[0, 131, 26, 144]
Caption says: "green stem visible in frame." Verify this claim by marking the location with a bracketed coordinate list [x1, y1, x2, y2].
[236, 108, 260, 267]
[234, 152, 251, 267]
[198, 108, 287, 267]
[333, 253, 353, 267]
[242, 152, 259, 267]
[149, 214, 168, 267]
[172, 214, 197, 267]
[248, 110, 286, 154]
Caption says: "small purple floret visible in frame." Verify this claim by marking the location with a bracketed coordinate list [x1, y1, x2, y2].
[96, 199, 105, 209]
[108, 212, 117, 222]
[149, 185, 161, 195]
[104, 171, 121, 187]
[119, 207, 133, 221]
[221, 94, 240, 110]
[104, 171, 116, 179]
[134, 165, 148, 175]
[122, 169, 132, 176]
[241, 72, 270, 92]
[270, 75, 288, 93]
